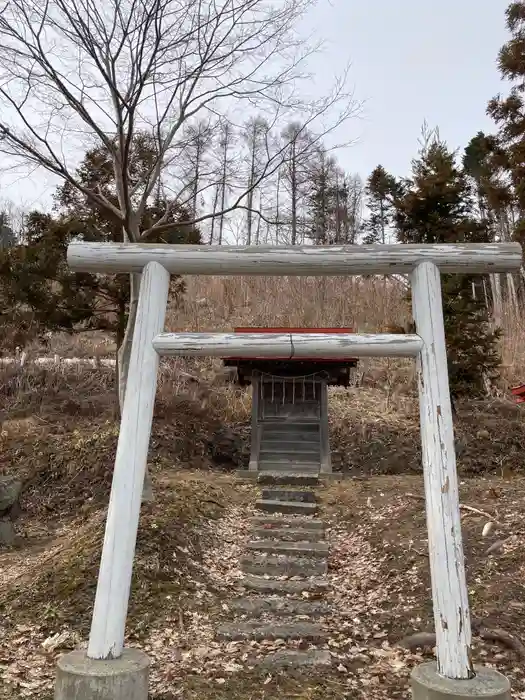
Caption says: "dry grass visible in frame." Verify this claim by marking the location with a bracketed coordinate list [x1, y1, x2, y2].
[1, 277, 525, 699]
[3, 275, 525, 483]
[14, 274, 524, 389]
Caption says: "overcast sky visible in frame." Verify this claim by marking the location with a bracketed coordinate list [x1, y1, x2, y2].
[0, 0, 511, 210]
[306, 0, 511, 182]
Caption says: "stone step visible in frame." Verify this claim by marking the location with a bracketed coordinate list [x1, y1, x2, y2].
[261, 422, 319, 432]
[251, 527, 325, 541]
[216, 621, 326, 643]
[262, 431, 319, 440]
[260, 456, 321, 464]
[241, 553, 327, 577]
[259, 462, 320, 473]
[263, 421, 318, 427]
[227, 596, 332, 618]
[261, 430, 318, 438]
[260, 441, 320, 452]
[243, 574, 329, 595]
[251, 515, 324, 531]
[257, 472, 320, 486]
[261, 489, 317, 503]
[247, 540, 329, 558]
[256, 499, 318, 515]
[260, 449, 320, 461]
[262, 436, 320, 446]
[259, 650, 332, 669]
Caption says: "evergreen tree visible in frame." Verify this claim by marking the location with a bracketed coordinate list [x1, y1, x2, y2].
[0, 212, 15, 248]
[307, 149, 359, 244]
[362, 165, 399, 244]
[487, 1, 525, 245]
[0, 135, 200, 353]
[307, 149, 337, 244]
[394, 137, 502, 396]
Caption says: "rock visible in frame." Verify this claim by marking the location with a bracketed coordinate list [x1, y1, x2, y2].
[0, 476, 22, 517]
[259, 649, 332, 669]
[0, 519, 16, 545]
[208, 427, 246, 468]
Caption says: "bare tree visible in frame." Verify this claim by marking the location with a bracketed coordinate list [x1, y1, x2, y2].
[243, 117, 269, 244]
[215, 120, 235, 245]
[182, 120, 216, 219]
[342, 174, 364, 243]
[0, 198, 27, 243]
[0, 0, 358, 404]
[280, 122, 317, 244]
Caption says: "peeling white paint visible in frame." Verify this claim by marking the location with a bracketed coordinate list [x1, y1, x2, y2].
[87, 262, 170, 661]
[411, 261, 473, 680]
[152, 332, 423, 358]
[67, 241, 523, 276]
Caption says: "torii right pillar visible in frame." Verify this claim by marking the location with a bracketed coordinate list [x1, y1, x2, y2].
[410, 261, 510, 700]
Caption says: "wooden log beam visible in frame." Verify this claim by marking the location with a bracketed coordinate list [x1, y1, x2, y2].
[67, 242, 523, 276]
[152, 332, 424, 358]
[87, 261, 170, 661]
[411, 261, 473, 680]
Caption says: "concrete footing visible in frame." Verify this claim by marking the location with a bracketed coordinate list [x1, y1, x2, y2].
[411, 663, 511, 700]
[54, 649, 150, 700]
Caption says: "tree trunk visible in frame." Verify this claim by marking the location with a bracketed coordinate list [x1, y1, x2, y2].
[275, 169, 281, 244]
[218, 179, 227, 245]
[192, 140, 202, 218]
[209, 184, 220, 244]
[218, 122, 231, 246]
[489, 273, 503, 326]
[290, 144, 297, 245]
[117, 271, 154, 502]
[507, 272, 518, 317]
[255, 191, 263, 245]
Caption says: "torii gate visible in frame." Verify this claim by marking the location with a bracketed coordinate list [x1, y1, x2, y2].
[54, 242, 519, 700]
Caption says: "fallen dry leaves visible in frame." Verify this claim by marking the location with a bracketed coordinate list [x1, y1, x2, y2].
[1, 474, 525, 700]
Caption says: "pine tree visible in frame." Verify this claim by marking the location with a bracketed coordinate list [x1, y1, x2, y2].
[0, 135, 200, 352]
[487, 1, 525, 245]
[362, 165, 398, 244]
[394, 137, 502, 396]
[306, 149, 336, 243]
[306, 149, 358, 244]
[0, 211, 15, 248]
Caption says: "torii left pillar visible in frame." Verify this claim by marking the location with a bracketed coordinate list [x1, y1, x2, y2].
[55, 262, 170, 700]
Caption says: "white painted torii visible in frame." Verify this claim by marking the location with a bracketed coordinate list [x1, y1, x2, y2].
[67, 241, 522, 682]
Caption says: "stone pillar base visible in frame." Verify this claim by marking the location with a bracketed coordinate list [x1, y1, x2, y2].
[55, 649, 150, 700]
[411, 663, 510, 700]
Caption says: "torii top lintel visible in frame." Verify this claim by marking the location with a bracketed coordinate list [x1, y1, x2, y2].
[67, 242, 523, 276]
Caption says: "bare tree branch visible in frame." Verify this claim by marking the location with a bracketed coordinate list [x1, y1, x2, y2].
[0, 0, 358, 241]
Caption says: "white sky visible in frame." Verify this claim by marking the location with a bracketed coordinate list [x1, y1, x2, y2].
[0, 0, 511, 210]
[304, 0, 511, 182]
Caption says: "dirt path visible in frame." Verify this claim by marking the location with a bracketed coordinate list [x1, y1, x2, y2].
[1, 472, 524, 699]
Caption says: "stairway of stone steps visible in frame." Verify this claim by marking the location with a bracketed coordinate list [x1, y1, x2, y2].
[217, 471, 332, 669]
[258, 422, 322, 474]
